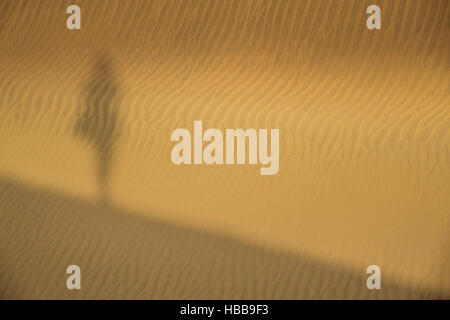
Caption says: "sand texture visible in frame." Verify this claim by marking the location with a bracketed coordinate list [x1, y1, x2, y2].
[0, 0, 449, 299]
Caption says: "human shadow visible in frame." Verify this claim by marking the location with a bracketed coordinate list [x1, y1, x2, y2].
[74, 56, 122, 204]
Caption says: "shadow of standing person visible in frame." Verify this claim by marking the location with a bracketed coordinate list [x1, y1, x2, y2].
[74, 56, 122, 205]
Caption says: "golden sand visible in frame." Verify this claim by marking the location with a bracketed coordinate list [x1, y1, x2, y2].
[0, 0, 448, 299]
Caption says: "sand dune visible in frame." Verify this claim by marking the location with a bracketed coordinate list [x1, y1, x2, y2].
[0, 0, 449, 298]
[0, 176, 443, 299]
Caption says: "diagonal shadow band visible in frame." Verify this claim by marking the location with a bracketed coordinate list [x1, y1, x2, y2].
[0, 176, 447, 299]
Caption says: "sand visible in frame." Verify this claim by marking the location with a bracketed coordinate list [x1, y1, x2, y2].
[0, 0, 448, 299]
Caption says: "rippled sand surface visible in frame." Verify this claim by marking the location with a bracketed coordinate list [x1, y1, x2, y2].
[0, 0, 448, 299]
